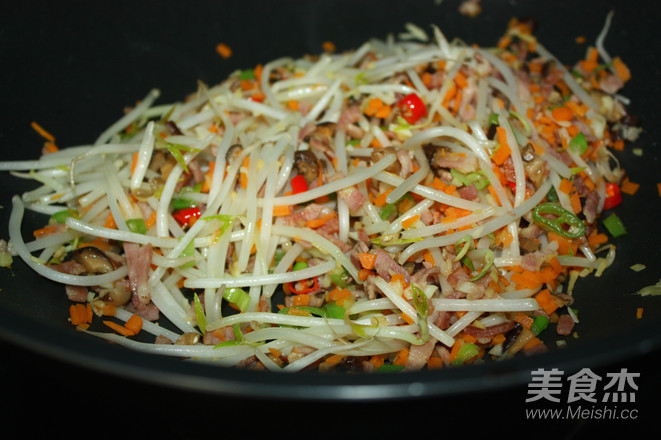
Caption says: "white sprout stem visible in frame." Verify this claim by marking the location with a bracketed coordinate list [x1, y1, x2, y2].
[95, 89, 161, 145]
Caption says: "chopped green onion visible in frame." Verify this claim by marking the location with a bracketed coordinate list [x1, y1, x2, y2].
[126, 218, 148, 235]
[278, 306, 326, 317]
[323, 301, 346, 319]
[470, 249, 494, 281]
[532, 202, 585, 238]
[50, 209, 77, 224]
[602, 213, 626, 238]
[377, 364, 405, 373]
[239, 69, 255, 80]
[329, 266, 352, 288]
[568, 133, 588, 155]
[530, 315, 550, 335]
[172, 197, 197, 211]
[379, 203, 396, 220]
[411, 283, 429, 343]
[179, 238, 196, 269]
[223, 287, 250, 312]
[487, 112, 500, 127]
[193, 293, 207, 335]
[292, 261, 308, 271]
[451, 343, 480, 366]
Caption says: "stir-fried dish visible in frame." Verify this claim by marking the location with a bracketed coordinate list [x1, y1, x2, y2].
[0, 17, 642, 372]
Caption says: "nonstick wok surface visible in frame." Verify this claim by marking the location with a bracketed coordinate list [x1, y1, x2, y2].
[1, 0, 660, 434]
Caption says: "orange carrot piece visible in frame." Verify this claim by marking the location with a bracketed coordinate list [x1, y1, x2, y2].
[124, 314, 143, 335]
[358, 252, 376, 270]
[31, 121, 56, 142]
[103, 319, 135, 336]
[272, 205, 291, 216]
[558, 178, 574, 194]
[552, 106, 573, 122]
[392, 347, 410, 366]
[492, 126, 512, 165]
[612, 56, 631, 82]
[401, 215, 420, 229]
[215, 43, 232, 59]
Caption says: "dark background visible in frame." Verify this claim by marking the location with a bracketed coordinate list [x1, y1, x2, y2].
[1, 1, 659, 436]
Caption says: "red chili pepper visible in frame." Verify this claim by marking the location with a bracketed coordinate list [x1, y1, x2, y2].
[603, 182, 622, 210]
[290, 174, 309, 194]
[172, 206, 201, 227]
[397, 93, 427, 124]
[287, 277, 319, 295]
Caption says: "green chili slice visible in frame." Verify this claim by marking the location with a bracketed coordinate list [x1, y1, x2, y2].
[532, 202, 585, 238]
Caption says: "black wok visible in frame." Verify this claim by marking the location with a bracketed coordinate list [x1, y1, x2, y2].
[1, 0, 659, 434]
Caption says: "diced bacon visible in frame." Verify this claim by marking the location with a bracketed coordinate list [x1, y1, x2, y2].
[338, 186, 366, 211]
[337, 105, 361, 130]
[284, 203, 324, 226]
[123, 242, 153, 304]
[372, 247, 410, 282]
[65, 285, 88, 302]
[125, 293, 160, 321]
[405, 337, 437, 371]
[463, 321, 516, 338]
[458, 183, 479, 200]
[556, 313, 576, 336]
[50, 259, 86, 275]
[397, 149, 414, 178]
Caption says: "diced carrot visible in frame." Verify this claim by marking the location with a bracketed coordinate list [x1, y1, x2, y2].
[390, 273, 407, 288]
[492, 333, 506, 345]
[558, 178, 574, 194]
[215, 42, 232, 59]
[292, 294, 310, 307]
[102, 303, 117, 316]
[449, 339, 463, 363]
[620, 178, 639, 195]
[373, 188, 393, 207]
[637, 307, 644, 319]
[552, 106, 573, 122]
[401, 215, 420, 229]
[513, 312, 534, 329]
[272, 205, 291, 216]
[454, 70, 468, 89]
[535, 289, 559, 315]
[392, 347, 410, 366]
[103, 319, 135, 336]
[369, 354, 385, 369]
[612, 56, 631, 82]
[523, 336, 543, 351]
[124, 314, 143, 335]
[570, 191, 582, 214]
[131, 152, 139, 175]
[492, 127, 512, 165]
[43, 142, 59, 153]
[328, 288, 352, 306]
[358, 268, 373, 281]
[401, 312, 415, 325]
[31, 121, 56, 142]
[104, 212, 117, 229]
[588, 229, 609, 248]
[287, 100, 299, 111]
[657, 183, 661, 197]
[547, 231, 579, 256]
[358, 252, 376, 270]
[427, 356, 444, 370]
[33, 225, 58, 238]
[423, 250, 435, 266]
[463, 333, 477, 343]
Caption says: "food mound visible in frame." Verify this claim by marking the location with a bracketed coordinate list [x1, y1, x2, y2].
[1, 17, 641, 372]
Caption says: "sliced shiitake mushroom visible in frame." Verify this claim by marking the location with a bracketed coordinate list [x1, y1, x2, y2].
[70, 246, 115, 274]
[294, 150, 321, 184]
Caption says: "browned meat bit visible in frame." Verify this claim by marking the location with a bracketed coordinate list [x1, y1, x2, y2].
[226, 143, 243, 163]
[424, 144, 478, 174]
[521, 143, 548, 189]
[304, 121, 337, 158]
[70, 246, 115, 274]
[370, 146, 401, 174]
[294, 149, 321, 184]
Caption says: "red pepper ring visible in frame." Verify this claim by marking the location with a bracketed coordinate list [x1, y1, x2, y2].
[397, 93, 427, 124]
[286, 277, 320, 295]
[172, 206, 202, 227]
[603, 182, 622, 210]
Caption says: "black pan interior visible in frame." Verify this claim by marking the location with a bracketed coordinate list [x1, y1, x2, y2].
[1, 0, 660, 415]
